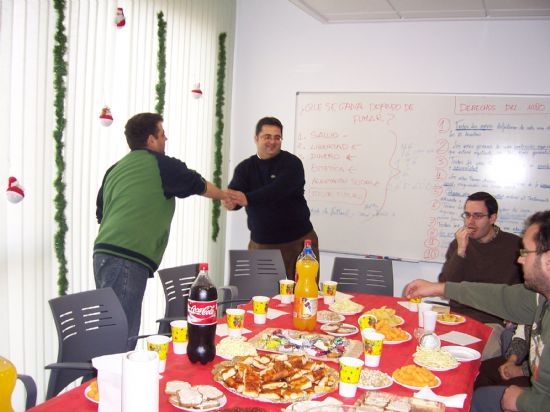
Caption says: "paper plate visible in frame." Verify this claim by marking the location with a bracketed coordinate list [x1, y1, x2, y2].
[169, 395, 227, 411]
[383, 331, 412, 345]
[442, 345, 481, 362]
[393, 375, 441, 391]
[84, 385, 98, 404]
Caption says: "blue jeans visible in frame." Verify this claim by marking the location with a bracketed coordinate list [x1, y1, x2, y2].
[470, 386, 506, 412]
[93, 253, 149, 350]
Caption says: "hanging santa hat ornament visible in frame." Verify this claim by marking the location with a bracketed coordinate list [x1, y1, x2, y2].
[115, 7, 126, 28]
[6, 176, 25, 203]
[99, 106, 114, 127]
[191, 83, 203, 99]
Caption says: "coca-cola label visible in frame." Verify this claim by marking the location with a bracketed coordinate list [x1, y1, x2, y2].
[187, 299, 217, 325]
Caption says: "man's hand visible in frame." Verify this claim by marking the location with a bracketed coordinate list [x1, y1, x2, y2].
[227, 189, 248, 207]
[499, 359, 524, 380]
[455, 226, 473, 257]
[403, 279, 445, 300]
[501, 385, 523, 412]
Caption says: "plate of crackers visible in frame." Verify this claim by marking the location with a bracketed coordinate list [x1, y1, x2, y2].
[316, 310, 345, 324]
[165, 381, 227, 411]
[437, 313, 466, 325]
[355, 391, 445, 412]
[212, 353, 338, 403]
[357, 369, 393, 390]
[320, 322, 359, 337]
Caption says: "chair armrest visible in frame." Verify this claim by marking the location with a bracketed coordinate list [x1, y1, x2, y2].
[156, 316, 186, 325]
[218, 285, 239, 301]
[17, 374, 37, 410]
[45, 362, 94, 371]
[128, 332, 171, 344]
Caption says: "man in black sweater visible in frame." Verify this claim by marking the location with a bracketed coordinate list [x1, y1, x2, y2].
[223, 117, 319, 281]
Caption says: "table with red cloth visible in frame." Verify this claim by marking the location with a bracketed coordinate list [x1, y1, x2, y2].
[30, 293, 491, 412]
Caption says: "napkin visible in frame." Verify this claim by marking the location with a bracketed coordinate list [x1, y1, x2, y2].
[121, 351, 159, 412]
[438, 331, 481, 346]
[414, 387, 467, 408]
[92, 353, 124, 412]
[215, 323, 252, 337]
[247, 308, 290, 319]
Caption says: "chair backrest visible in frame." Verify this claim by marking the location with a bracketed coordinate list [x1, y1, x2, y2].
[157, 263, 199, 331]
[331, 257, 394, 296]
[228, 250, 286, 301]
[47, 288, 128, 397]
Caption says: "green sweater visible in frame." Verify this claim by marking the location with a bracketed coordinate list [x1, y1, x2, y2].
[94, 149, 206, 274]
[446, 282, 550, 412]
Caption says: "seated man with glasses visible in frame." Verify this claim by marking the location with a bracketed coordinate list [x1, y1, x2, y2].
[406, 210, 550, 412]
[223, 116, 319, 281]
[438, 192, 523, 358]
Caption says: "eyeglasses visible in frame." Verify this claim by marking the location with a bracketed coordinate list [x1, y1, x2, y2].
[461, 212, 489, 220]
[519, 249, 537, 257]
[259, 135, 282, 142]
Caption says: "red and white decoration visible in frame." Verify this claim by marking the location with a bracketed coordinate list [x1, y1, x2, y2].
[191, 83, 203, 99]
[6, 176, 25, 203]
[115, 7, 126, 28]
[99, 106, 114, 126]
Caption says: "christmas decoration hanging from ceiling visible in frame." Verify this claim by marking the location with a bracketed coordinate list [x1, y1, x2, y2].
[99, 106, 114, 126]
[191, 82, 203, 99]
[6, 176, 25, 203]
[116, 7, 126, 27]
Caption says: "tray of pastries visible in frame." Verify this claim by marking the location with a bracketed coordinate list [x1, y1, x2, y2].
[355, 391, 445, 412]
[247, 328, 363, 362]
[212, 353, 338, 404]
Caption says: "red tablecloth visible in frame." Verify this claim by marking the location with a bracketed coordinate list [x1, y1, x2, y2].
[30, 293, 491, 411]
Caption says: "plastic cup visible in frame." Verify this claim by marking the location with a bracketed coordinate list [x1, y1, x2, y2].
[226, 308, 245, 337]
[322, 281, 338, 304]
[418, 302, 433, 328]
[423, 310, 437, 332]
[146, 335, 171, 372]
[338, 356, 364, 397]
[358, 313, 377, 331]
[252, 296, 269, 324]
[279, 279, 295, 304]
[362, 329, 384, 367]
[170, 320, 188, 355]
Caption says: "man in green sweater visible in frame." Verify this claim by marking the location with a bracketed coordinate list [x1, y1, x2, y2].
[94, 112, 227, 348]
[405, 210, 550, 412]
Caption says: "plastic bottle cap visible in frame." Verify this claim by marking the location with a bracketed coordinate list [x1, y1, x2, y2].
[199, 263, 208, 270]
[304, 239, 311, 247]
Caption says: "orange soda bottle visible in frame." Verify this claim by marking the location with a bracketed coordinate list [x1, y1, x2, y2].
[293, 240, 319, 331]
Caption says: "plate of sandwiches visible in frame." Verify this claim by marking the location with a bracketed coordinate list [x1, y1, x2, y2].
[165, 381, 227, 411]
[212, 353, 339, 404]
[355, 390, 445, 412]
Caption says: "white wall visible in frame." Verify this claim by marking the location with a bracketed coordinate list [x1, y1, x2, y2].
[226, 0, 550, 292]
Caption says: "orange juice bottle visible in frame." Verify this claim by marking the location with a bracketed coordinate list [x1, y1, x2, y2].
[293, 240, 319, 331]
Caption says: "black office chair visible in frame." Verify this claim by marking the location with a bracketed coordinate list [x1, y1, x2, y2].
[228, 249, 287, 302]
[17, 374, 37, 410]
[331, 257, 394, 296]
[45, 288, 129, 399]
[156, 264, 200, 333]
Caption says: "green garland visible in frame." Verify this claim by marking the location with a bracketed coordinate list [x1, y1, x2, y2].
[211, 33, 226, 241]
[155, 11, 167, 115]
[52, 0, 68, 295]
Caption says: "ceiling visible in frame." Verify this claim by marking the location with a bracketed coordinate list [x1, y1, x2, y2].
[288, 0, 550, 23]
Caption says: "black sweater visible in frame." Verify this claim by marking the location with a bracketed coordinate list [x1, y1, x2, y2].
[229, 150, 313, 244]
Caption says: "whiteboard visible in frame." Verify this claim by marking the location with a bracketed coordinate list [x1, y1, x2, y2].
[294, 92, 550, 262]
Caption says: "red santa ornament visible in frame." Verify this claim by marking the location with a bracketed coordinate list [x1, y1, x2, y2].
[99, 106, 114, 127]
[115, 7, 126, 28]
[6, 176, 25, 203]
[191, 83, 203, 99]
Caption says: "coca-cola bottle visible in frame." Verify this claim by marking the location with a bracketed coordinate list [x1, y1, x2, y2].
[187, 262, 218, 364]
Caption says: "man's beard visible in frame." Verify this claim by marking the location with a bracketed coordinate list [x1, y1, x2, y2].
[525, 256, 550, 297]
